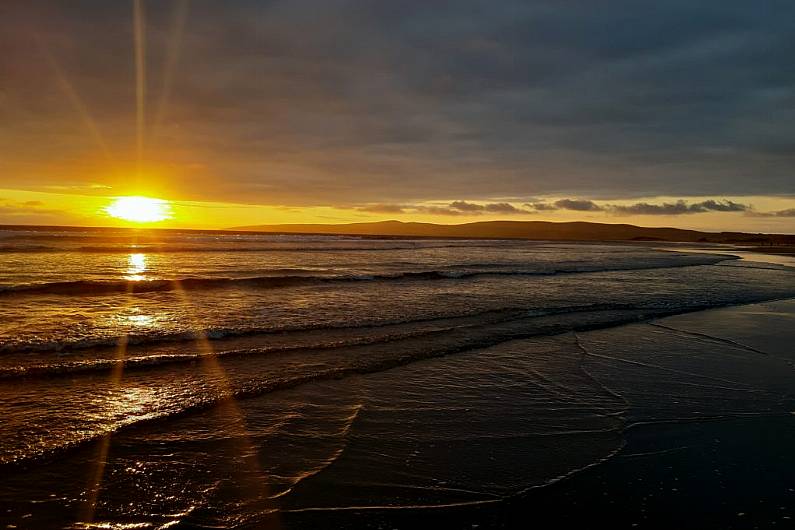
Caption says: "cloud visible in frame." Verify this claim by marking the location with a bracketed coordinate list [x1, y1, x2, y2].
[449, 201, 485, 212]
[525, 202, 558, 211]
[356, 204, 409, 214]
[695, 199, 748, 212]
[351, 197, 758, 218]
[1, 1, 795, 207]
[553, 199, 604, 211]
[748, 208, 795, 218]
[449, 201, 531, 214]
[484, 202, 529, 214]
[0, 197, 72, 223]
[353, 200, 535, 216]
[414, 205, 468, 216]
[417, 201, 535, 215]
[610, 199, 750, 215]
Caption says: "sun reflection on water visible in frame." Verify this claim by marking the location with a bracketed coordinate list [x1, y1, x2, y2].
[126, 314, 155, 326]
[99, 386, 160, 421]
[126, 253, 147, 281]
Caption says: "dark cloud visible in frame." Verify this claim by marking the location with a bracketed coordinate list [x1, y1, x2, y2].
[414, 205, 467, 216]
[695, 199, 748, 212]
[1, 1, 794, 205]
[449, 201, 485, 212]
[610, 199, 749, 215]
[525, 202, 558, 211]
[441, 197, 753, 216]
[484, 202, 527, 214]
[352, 200, 535, 216]
[554, 199, 604, 211]
[356, 204, 408, 214]
[449, 201, 531, 214]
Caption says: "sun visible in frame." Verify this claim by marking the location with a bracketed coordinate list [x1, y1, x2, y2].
[105, 196, 172, 223]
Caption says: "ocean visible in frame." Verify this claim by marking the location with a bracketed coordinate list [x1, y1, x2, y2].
[1, 227, 794, 528]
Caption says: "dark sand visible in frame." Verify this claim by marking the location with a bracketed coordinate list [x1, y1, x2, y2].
[281, 416, 794, 529]
[278, 300, 795, 530]
[740, 246, 795, 257]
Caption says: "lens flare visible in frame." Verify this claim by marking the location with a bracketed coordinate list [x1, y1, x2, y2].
[105, 196, 172, 223]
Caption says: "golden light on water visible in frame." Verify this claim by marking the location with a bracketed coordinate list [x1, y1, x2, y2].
[105, 196, 172, 222]
[126, 253, 147, 281]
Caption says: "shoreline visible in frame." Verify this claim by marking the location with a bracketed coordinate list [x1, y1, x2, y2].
[283, 413, 794, 530]
[1, 240, 793, 528]
[737, 245, 795, 256]
[656, 242, 795, 269]
[279, 297, 795, 529]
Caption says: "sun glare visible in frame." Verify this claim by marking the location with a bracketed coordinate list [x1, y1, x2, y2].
[126, 253, 147, 281]
[105, 196, 172, 223]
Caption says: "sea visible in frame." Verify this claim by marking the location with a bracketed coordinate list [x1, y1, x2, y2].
[0, 227, 794, 528]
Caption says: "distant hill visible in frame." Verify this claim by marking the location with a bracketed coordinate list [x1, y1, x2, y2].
[231, 220, 795, 244]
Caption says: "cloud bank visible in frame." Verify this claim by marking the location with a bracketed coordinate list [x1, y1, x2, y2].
[1, 1, 794, 207]
[353, 198, 762, 217]
[610, 199, 749, 215]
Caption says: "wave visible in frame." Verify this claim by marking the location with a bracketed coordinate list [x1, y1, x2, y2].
[10, 293, 781, 468]
[3, 294, 771, 377]
[6, 290, 795, 468]
[0, 257, 734, 297]
[1, 303, 637, 357]
[0, 243, 506, 253]
[0, 305, 526, 354]
[0, 305, 642, 376]
[0, 302, 655, 466]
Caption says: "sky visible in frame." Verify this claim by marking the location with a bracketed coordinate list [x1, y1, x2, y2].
[1, 0, 794, 232]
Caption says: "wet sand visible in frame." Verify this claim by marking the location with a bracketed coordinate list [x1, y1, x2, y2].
[741, 245, 795, 257]
[290, 414, 794, 530]
[281, 299, 795, 530]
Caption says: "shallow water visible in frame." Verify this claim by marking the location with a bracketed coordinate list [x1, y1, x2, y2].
[0, 228, 793, 528]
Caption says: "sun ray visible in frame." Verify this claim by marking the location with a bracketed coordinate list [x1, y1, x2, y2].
[33, 34, 115, 165]
[133, 0, 147, 179]
[169, 279, 282, 527]
[79, 242, 140, 525]
[152, 0, 190, 139]
[79, 336, 128, 525]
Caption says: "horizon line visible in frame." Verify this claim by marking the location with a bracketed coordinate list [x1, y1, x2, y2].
[0, 219, 789, 238]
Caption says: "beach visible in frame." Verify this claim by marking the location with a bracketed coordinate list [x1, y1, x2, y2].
[0, 229, 793, 528]
[4, 0, 795, 526]
[282, 299, 795, 529]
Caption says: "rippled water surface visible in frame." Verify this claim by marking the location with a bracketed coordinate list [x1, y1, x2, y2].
[1, 227, 793, 528]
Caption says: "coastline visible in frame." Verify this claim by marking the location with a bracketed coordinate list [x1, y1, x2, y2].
[279, 296, 795, 530]
[277, 251, 795, 530]
[1, 240, 793, 529]
[655, 242, 795, 269]
[736, 245, 795, 257]
[284, 412, 794, 530]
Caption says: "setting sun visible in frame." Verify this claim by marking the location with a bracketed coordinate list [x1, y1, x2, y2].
[105, 196, 172, 223]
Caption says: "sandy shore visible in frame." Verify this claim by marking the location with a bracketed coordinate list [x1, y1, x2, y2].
[281, 297, 795, 529]
[296, 413, 794, 529]
[739, 245, 795, 257]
